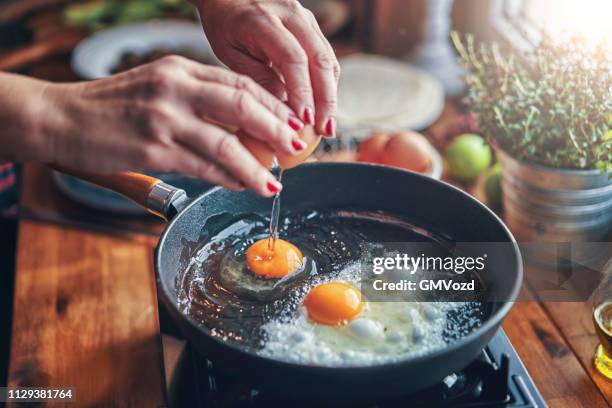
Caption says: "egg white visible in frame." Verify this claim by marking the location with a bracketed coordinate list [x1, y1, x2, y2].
[258, 262, 463, 366]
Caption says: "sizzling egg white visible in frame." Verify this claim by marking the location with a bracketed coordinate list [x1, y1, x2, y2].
[258, 263, 458, 366]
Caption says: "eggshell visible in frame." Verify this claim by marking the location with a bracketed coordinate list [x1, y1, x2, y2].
[356, 133, 390, 163]
[381, 131, 432, 173]
[277, 126, 321, 169]
[238, 126, 321, 170]
[237, 132, 275, 169]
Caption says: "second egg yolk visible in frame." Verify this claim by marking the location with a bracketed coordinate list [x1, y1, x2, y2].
[246, 238, 303, 279]
[303, 282, 364, 325]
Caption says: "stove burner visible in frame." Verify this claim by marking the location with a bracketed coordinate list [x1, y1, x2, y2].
[169, 330, 546, 407]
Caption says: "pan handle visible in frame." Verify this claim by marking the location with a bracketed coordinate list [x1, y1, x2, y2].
[51, 166, 189, 220]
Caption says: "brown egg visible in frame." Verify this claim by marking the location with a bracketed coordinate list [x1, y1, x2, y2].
[237, 132, 275, 169]
[277, 126, 321, 169]
[356, 133, 390, 163]
[381, 131, 432, 173]
[238, 126, 321, 170]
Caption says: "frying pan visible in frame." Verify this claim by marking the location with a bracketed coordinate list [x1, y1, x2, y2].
[59, 163, 522, 402]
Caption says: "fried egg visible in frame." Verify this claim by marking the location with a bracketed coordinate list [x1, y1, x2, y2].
[259, 263, 458, 366]
[219, 237, 313, 301]
[246, 238, 303, 279]
[303, 282, 363, 325]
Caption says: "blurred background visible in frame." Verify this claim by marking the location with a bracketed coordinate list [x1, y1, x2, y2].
[2, 0, 611, 75]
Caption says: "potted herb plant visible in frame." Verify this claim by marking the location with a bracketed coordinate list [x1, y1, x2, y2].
[451, 33, 612, 241]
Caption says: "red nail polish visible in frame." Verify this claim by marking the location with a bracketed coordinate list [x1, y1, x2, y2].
[303, 108, 314, 125]
[292, 139, 306, 151]
[325, 117, 336, 137]
[288, 116, 303, 131]
[267, 181, 282, 193]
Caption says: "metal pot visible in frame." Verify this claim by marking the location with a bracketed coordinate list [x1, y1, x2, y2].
[498, 150, 612, 243]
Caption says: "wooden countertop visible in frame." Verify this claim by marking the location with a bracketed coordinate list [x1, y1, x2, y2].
[7, 163, 612, 408]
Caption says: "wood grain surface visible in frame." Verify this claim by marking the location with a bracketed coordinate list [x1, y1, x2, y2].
[542, 301, 612, 406]
[0, 31, 84, 72]
[504, 299, 610, 407]
[8, 220, 165, 407]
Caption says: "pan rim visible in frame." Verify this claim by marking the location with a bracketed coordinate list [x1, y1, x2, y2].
[156, 162, 523, 372]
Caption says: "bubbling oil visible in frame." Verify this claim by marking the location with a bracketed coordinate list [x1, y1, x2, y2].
[176, 210, 487, 360]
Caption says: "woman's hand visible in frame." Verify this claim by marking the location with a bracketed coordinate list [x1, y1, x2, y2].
[196, 0, 340, 137]
[6, 56, 309, 196]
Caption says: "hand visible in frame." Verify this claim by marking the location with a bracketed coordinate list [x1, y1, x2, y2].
[197, 0, 340, 137]
[33, 56, 309, 196]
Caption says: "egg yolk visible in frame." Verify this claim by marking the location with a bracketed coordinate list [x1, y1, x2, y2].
[303, 282, 364, 325]
[246, 238, 303, 279]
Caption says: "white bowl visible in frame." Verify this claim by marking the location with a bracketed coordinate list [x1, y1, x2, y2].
[72, 20, 220, 79]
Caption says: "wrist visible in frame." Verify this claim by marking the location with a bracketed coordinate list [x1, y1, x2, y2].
[0, 74, 59, 163]
[28, 82, 74, 165]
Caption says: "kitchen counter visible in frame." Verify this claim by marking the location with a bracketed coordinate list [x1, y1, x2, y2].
[7, 163, 612, 408]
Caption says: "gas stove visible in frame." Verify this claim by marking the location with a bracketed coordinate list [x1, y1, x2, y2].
[166, 329, 546, 407]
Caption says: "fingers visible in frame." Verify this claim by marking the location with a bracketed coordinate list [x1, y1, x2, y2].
[282, 8, 339, 137]
[178, 120, 282, 197]
[246, 19, 316, 127]
[178, 59, 306, 151]
[171, 146, 245, 191]
[130, 132, 246, 191]
[220, 47, 288, 101]
[183, 61, 292, 119]
[183, 77, 307, 155]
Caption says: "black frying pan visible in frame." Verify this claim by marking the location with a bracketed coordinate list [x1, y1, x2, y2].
[59, 163, 522, 402]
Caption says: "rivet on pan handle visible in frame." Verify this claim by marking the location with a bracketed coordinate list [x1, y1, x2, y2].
[50, 166, 189, 220]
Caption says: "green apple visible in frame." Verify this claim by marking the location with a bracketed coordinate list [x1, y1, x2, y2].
[446, 134, 492, 183]
[485, 163, 503, 207]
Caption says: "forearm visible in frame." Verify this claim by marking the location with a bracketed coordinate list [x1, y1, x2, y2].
[0, 72, 56, 163]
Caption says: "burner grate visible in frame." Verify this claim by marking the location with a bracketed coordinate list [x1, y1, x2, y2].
[169, 330, 546, 408]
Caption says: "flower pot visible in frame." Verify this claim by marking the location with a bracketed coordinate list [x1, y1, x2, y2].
[498, 150, 612, 243]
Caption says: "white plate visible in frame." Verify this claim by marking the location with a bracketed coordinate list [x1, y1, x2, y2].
[71, 20, 220, 79]
[337, 54, 445, 138]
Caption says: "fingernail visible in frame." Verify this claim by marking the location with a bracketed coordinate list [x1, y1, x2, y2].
[303, 107, 314, 125]
[288, 115, 303, 131]
[267, 180, 282, 194]
[325, 117, 336, 138]
[292, 138, 307, 151]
